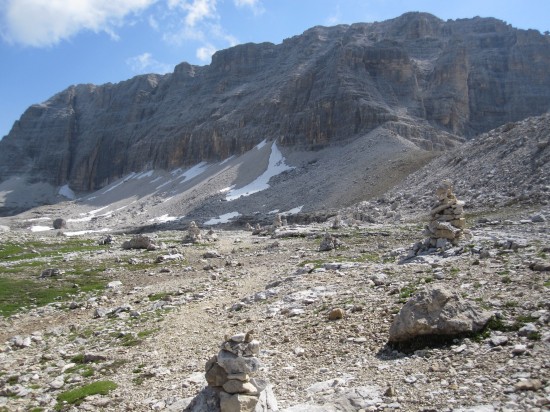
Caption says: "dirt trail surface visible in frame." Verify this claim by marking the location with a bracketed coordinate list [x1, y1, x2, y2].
[0, 201, 549, 411]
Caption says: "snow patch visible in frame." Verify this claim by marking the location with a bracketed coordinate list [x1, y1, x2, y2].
[102, 172, 137, 194]
[255, 139, 267, 149]
[204, 212, 241, 226]
[65, 228, 111, 236]
[220, 155, 235, 165]
[220, 186, 235, 193]
[68, 206, 111, 222]
[149, 214, 181, 223]
[156, 180, 173, 190]
[29, 225, 52, 232]
[281, 205, 304, 215]
[268, 209, 280, 214]
[226, 142, 293, 201]
[27, 217, 51, 222]
[58, 184, 76, 200]
[178, 162, 209, 183]
[136, 170, 154, 179]
[150, 176, 164, 184]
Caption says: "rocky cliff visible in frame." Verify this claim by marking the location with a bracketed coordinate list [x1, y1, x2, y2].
[1, 12, 550, 192]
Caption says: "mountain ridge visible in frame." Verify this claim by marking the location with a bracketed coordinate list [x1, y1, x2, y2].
[1, 12, 550, 212]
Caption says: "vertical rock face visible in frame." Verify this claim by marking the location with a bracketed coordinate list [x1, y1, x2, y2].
[1, 12, 550, 192]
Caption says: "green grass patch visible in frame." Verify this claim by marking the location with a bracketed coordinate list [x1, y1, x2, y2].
[398, 284, 417, 303]
[65, 364, 95, 378]
[56, 380, 117, 408]
[0, 274, 106, 317]
[148, 292, 171, 302]
[98, 359, 128, 376]
[0, 239, 104, 262]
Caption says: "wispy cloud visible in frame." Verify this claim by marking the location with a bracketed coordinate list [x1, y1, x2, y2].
[234, 0, 264, 15]
[196, 44, 217, 62]
[326, 4, 342, 25]
[0, 0, 157, 47]
[160, 0, 241, 63]
[126, 52, 173, 73]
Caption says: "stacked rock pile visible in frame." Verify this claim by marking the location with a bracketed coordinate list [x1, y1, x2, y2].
[426, 180, 466, 246]
[183, 221, 202, 244]
[319, 231, 342, 252]
[412, 181, 466, 254]
[185, 332, 278, 412]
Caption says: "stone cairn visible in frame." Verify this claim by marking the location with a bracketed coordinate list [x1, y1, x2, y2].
[185, 332, 278, 412]
[413, 180, 466, 254]
[319, 231, 342, 252]
[183, 221, 202, 244]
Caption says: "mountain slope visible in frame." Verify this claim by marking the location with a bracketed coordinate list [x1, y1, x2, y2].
[1, 12, 550, 214]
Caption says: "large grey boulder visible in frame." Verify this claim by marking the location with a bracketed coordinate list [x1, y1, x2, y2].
[122, 234, 159, 250]
[53, 218, 66, 229]
[388, 285, 492, 346]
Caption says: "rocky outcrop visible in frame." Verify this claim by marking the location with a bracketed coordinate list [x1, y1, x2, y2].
[1, 13, 549, 194]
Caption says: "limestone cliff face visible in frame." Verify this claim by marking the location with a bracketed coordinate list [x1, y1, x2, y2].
[1, 12, 550, 191]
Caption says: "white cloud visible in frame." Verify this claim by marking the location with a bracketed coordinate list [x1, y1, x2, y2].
[233, 0, 264, 15]
[326, 5, 342, 25]
[148, 14, 160, 30]
[126, 52, 173, 73]
[196, 44, 217, 62]
[160, 0, 239, 59]
[1, 0, 157, 47]
[167, 0, 217, 27]
[184, 0, 217, 27]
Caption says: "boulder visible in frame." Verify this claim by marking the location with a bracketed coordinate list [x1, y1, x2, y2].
[388, 285, 493, 347]
[122, 234, 158, 250]
[319, 232, 342, 252]
[53, 218, 66, 229]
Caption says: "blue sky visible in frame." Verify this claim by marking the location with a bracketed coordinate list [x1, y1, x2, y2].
[1, 0, 549, 139]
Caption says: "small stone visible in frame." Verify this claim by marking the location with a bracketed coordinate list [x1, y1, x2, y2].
[286, 308, 304, 317]
[384, 385, 396, 397]
[511, 344, 527, 355]
[230, 333, 246, 343]
[489, 335, 509, 347]
[49, 376, 65, 389]
[11, 336, 31, 348]
[294, 347, 305, 357]
[203, 250, 222, 258]
[246, 340, 260, 356]
[529, 261, 550, 272]
[223, 379, 259, 395]
[370, 273, 389, 286]
[530, 214, 546, 223]
[227, 373, 249, 382]
[205, 358, 228, 387]
[219, 392, 259, 412]
[93, 308, 109, 318]
[328, 308, 345, 320]
[106, 281, 122, 289]
[40, 268, 63, 278]
[515, 379, 542, 391]
[518, 323, 539, 338]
